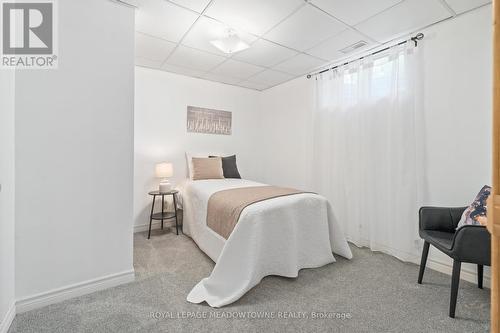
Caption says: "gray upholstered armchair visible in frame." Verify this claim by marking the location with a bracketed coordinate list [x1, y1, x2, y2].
[417, 206, 491, 318]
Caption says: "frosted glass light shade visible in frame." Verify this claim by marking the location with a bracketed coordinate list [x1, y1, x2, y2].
[210, 30, 249, 54]
[210, 38, 249, 54]
[155, 162, 173, 178]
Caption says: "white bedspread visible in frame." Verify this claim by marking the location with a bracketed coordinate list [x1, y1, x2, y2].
[180, 179, 352, 307]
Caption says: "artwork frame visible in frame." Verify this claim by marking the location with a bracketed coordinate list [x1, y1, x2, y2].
[186, 106, 232, 135]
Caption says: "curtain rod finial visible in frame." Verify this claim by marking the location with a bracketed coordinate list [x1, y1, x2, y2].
[410, 33, 424, 46]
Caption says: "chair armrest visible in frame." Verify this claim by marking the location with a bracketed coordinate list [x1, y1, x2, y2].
[419, 206, 467, 232]
[451, 225, 491, 265]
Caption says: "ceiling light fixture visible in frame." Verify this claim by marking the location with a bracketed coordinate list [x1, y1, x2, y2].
[210, 29, 249, 54]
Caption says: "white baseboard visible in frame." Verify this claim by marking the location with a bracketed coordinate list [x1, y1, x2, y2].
[348, 240, 490, 288]
[425, 257, 491, 289]
[0, 302, 16, 333]
[134, 220, 176, 233]
[16, 269, 135, 313]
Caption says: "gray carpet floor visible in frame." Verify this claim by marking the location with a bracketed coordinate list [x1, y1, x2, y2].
[9, 228, 490, 332]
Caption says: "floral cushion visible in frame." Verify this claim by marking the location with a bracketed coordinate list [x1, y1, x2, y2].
[456, 185, 491, 229]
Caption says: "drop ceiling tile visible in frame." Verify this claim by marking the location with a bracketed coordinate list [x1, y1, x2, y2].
[247, 69, 294, 86]
[182, 16, 256, 56]
[166, 45, 227, 71]
[136, 57, 163, 69]
[311, 0, 403, 26]
[307, 29, 374, 62]
[205, 0, 304, 36]
[161, 63, 208, 77]
[444, 0, 491, 14]
[265, 5, 347, 51]
[237, 81, 271, 91]
[274, 53, 326, 76]
[210, 59, 265, 80]
[355, 0, 451, 42]
[200, 73, 242, 85]
[232, 39, 298, 67]
[135, 32, 177, 62]
[136, 0, 198, 42]
[120, 0, 139, 6]
[169, 0, 211, 13]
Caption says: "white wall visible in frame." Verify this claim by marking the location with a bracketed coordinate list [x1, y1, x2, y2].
[259, 75, 315, 189]
[14, 0, 135, 306]
[421, 5, 492, 205]
[259, 5, 493, 283]
[134, 67, 263, 230]
[0, 69, 16, 332]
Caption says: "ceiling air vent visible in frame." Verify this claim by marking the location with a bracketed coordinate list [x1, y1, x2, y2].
[339, 41, 367, 54]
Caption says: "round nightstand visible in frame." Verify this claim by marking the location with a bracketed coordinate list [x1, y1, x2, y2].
[147, 190, 180, 239]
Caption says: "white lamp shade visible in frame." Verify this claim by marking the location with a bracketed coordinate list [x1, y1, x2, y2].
[155, 162, 173, 178]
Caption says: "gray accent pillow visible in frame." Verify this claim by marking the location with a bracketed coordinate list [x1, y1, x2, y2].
[209, 155, 241, 179]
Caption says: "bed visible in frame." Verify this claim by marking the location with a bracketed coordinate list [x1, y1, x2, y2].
[179, 178, 352, 307]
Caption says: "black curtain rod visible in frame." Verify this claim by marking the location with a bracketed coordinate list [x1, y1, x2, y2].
[306, 32, 424, 79]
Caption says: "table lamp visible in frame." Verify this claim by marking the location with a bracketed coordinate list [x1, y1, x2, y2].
[155, 162, 173, 192]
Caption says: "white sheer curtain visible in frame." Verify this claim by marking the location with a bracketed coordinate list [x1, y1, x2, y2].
[311, 44, 425, 261]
